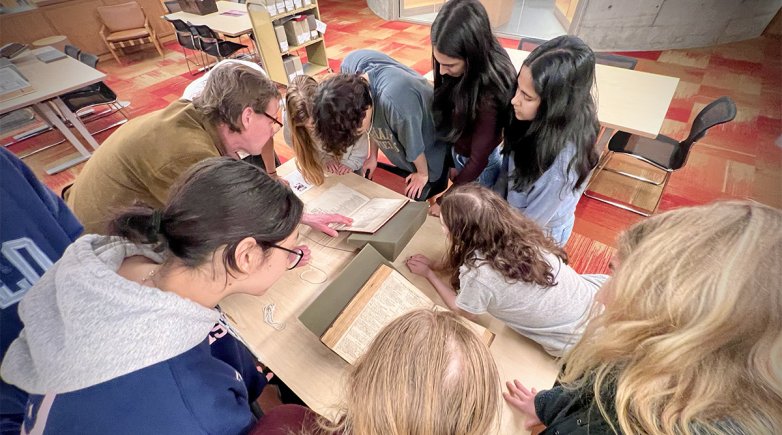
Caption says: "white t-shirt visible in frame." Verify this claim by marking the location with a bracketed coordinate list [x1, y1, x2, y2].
[455, 252, 606, 357]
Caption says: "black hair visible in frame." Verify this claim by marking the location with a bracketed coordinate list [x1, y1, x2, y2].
[430, 0, 515, 143]
[109, 157, 303, 275]
[504, 35, 600, 191]
[312, 74, 372, 156]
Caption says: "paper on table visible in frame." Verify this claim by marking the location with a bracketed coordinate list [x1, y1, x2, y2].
[0, 67, 30, 94]
[329, 267, 433, 364]
[283, 169, 314, 195]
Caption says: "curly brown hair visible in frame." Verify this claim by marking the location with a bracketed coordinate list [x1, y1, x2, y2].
[440, 183, 567, 290]
[312, 74, 372, 157]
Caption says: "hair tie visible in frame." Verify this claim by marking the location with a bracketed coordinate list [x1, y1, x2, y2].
[150, 209, 163, 235]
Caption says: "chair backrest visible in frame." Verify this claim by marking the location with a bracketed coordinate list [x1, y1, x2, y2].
[64, 44, 81, 59]
[97, 1, 146, 32]
[595, 52, 638, 70]
[517, 36, 547, 52]
[163, 0, 182, 12]
[165, 16, 192, 33]
[671, 96, 737, 169]
[192, 24, 219, 41]
[78, 51, 99, 69]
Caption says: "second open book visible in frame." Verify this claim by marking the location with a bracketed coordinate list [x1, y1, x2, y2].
[321, 264, 495, 365]
[306, 183, 408, 233]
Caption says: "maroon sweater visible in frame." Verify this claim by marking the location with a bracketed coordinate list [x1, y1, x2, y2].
[450, 102, 502, 185]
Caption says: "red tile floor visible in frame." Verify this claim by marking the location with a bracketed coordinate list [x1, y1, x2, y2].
[5, 0, 781, 275]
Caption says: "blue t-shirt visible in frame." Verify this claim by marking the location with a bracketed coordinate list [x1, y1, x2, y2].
[340, 50, 446, 181]
[0, 148, 83, 431]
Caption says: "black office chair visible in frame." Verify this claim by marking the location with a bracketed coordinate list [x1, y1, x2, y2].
[59, 50, 129, 136]
[164, 17, 205, 75]
[517, 36, 547, 51]
[584, 96, 737, 215]
[191, 24, 248, 66]
[64, 44, 81, 59]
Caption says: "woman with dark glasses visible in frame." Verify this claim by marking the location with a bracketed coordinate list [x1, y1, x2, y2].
[1, 157, 304, 434]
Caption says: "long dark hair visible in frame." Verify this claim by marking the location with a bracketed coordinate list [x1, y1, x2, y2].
[441, 184, 567, 290]
[504, 35, 599, 191]
[431, 0, 515, 143]
[109, 157, 303, 275]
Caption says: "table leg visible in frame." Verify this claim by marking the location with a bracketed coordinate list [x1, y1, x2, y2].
[49, 97, 101, 150]
[32, 102, 93, 175]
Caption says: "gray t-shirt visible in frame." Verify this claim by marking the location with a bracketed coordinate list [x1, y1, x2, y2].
[340, 50, 446, 181]
[455, 252, 606, 357]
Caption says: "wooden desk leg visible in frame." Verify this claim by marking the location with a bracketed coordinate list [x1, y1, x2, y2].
[32, 102, 93, 174]
[49, 98, 101, 151]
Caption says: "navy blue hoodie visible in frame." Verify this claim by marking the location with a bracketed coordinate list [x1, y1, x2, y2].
[1, 236, 265, 434]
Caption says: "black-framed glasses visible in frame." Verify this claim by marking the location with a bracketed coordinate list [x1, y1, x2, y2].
[261, 110, 284, 128]
[270, 244, 303, 270]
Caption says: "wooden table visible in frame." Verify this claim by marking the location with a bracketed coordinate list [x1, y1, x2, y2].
[220, 159, 560, 434]
[425, 48, 680, 139]
[0, 51, 106, 174]
[165, 1, 252, 37]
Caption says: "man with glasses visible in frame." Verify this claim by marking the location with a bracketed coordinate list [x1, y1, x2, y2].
[67, 62, 351, 238]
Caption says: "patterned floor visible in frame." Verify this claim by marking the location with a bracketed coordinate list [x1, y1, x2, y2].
[5, 0, 780, 274]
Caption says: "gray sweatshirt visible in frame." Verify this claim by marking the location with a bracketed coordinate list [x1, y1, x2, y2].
[1, 235, 219, 395]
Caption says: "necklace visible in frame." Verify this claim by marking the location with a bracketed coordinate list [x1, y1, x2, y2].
[141, 265, 161, 286]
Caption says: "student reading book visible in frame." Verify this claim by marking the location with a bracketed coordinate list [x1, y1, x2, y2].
[252, 309, 501, 435]
[406, 184, 606, 357]
[318, 264, 493, 364]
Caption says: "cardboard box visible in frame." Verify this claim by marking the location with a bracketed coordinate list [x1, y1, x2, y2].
[303, 0, 311, 5]
[282, 55, 297, 82]
[291, 55, 304, 76]
[263, 0, 277, 16]
[275, 0, 286, 14]
[283, 20, 299, 47]
[293, 0, 302, 8]
[305, 15, 319, 39]
[273, 25, 288, 52]
[295, 20, 309, 43]
[284, 0, 294, 11]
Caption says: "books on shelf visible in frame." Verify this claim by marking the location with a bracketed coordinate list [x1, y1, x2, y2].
[306, 183, 408, 234]
[320, 264, 495, 364]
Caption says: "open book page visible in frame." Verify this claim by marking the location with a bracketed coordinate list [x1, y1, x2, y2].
[306, 183, 407, 233]
[0, 67, 31, 94]
[306, 183, 369, 220]
[348, 197, 407, 233]
[322, 265, 433, 364]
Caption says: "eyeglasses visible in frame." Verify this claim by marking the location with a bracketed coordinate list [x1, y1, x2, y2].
[270, 244, 304, 270]
[261, 110, 284, 129]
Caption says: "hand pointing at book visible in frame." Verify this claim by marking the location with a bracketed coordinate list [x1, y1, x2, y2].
[301, 212, 353, 238]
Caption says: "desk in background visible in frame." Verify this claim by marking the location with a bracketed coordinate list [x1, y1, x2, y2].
[0, 52, 105, 174]
[165, 1, 253, 37]
[220, 159, 560, 434]
[426, 48, 680, 139]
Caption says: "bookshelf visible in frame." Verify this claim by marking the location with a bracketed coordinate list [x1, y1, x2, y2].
[247, 0, 328, 85]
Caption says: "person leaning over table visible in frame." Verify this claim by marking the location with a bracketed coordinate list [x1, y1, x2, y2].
[65, 62, 350, 237]
[312, 51, 449, 202]
[2, 157, 308, 434]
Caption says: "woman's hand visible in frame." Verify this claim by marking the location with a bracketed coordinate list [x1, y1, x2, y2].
[301, 213, 353, 238]
[405, 172, 428, 199]
[503, 380, 542, 429]
[405, 254, 434, 278]
[362, 156, 378, 179]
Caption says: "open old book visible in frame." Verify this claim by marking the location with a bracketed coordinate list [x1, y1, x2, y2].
[306, 183, 407, 233]
[321, 264, 495, 364]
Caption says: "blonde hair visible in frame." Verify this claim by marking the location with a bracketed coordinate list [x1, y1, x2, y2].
[310, 309, 500, 435]
[561, 201, 782, 434]
[286, 75, 324, 185]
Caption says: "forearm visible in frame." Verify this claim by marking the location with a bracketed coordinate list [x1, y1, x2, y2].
[368, 138, 379, 160]
[411, 153, 429, 178]
[424, 271, 476, 320]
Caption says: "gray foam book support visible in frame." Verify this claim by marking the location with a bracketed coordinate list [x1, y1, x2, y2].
[298, 244, 391, 337]
[345, 201, 427, 261]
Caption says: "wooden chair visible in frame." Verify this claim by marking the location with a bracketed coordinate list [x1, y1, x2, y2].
[96, 1, 164, 64]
